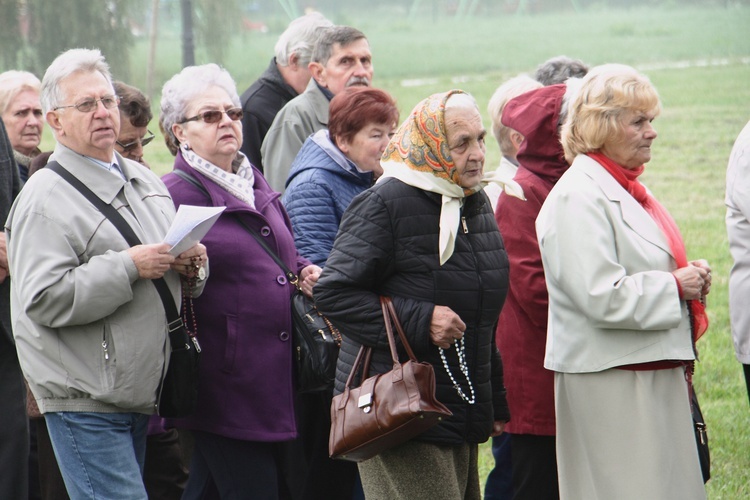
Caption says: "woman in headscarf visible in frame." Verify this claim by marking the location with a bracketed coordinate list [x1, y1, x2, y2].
[536, 65, 710, 499]
[314, 89, 521, 500]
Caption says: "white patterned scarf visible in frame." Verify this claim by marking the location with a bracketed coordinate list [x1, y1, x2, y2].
[180, 144, 256, 208]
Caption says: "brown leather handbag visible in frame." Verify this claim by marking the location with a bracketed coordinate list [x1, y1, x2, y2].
[329, 296, 453, 462]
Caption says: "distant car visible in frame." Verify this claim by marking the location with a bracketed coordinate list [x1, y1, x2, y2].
[242, 18, 268, 33]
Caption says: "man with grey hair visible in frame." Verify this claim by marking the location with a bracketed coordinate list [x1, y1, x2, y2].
[6, 48, 207, 499]
[484, 74, 543, 211]
[534, 55, 589, 86]
[261, 25, 373, 192]
[239, 12, 332, 171]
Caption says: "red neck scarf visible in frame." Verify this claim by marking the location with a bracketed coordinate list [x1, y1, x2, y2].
[588, 152, 708, 341]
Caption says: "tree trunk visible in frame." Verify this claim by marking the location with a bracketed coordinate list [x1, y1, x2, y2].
[180, 0, 195, 67]
[146, 0, 160, 99]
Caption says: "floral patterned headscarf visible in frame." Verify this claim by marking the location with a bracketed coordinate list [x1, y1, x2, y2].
[379, 89, 524, 265]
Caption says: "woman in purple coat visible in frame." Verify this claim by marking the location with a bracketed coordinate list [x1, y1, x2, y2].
[160, 63, 321, 500]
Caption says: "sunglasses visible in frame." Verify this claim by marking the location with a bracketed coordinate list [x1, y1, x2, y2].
[178, 107, 243, 125]
[54, 95, 120, 113]
[116, 130, 156, 152]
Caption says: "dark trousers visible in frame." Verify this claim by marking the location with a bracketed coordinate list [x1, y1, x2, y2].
[510, 434, 559, 500]
[484, 432, 513, 500]
[0, 342, 29, 499]
[29, 418, 41, 500]
[183, 431, 300, 500]
[744, 363, 750, 406]
[144, 428, 189, 499]
[36, 418, 69, 500]
[294, 391, 360, 500]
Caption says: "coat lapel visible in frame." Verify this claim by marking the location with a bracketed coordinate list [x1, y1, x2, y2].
[578, 155, 674, 259]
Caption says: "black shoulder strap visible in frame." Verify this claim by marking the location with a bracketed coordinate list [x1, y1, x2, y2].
[172, 169, 209, 198]
[46, 161, 183, 335]
[172, 169, 297, 284]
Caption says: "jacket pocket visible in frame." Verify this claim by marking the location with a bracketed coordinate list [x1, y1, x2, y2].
[222, 314, 238, 374]
[99, 322, 116, 392]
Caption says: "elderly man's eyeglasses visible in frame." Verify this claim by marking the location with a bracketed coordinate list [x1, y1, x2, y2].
[179, 108, 243, 124]
[116, 130, 155, 152]
[54, 95, 120, 113]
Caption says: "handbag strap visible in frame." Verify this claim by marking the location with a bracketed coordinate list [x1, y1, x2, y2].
[46, 161, 187, 345]
[172, 169, 299, 287]
[343, 296, 418, 389]
[382, 296, 418, 362]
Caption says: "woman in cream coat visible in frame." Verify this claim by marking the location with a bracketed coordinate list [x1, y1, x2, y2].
[536, 65, 711, 500]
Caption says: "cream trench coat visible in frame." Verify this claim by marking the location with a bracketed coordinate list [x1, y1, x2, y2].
[536, 154, 695, 373]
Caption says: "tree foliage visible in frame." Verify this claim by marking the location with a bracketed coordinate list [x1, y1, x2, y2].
[193, 0, 243, 65]
[25, 0, 143, 80]
[0, 0, 22, 68]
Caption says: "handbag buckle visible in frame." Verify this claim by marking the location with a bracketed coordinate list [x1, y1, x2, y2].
[168, 318, 184, 333]
[695, 422, 707, 445]
[358, 393, 373, 413]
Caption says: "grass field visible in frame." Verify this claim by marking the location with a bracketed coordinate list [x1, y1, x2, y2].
[36, 4, 750, 496]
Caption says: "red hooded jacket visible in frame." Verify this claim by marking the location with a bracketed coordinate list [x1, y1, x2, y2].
[495, 84, 568, 435]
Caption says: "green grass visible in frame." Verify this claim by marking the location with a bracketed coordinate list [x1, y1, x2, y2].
[36, 4, 750, 495]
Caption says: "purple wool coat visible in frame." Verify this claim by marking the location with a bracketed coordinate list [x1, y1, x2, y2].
[162, 152, 310, 442]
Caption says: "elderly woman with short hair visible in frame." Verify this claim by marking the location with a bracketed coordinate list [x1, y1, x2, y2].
[536, 65, 710, 499]
[0, 70, 44, 182]
[160, 63, 321, 499]
[283, 86, 398, 266]
[282, 85, 397, 499]
[315, 90, 516, 500]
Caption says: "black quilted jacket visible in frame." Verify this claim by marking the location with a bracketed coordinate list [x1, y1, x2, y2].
[314, 177, 510, 445]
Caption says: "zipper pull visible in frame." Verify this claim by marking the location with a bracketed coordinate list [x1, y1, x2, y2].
[102, 340, 109, 360]
[461, 217, 469, 234]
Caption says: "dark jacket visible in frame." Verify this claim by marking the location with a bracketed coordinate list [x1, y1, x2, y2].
[162, 153, 310, 441]
[239, 58, 298, 172]
[494, 84, 568, 435]
[314, 178, 510, 446]
[0, 118, 20, 344]
[282, 130, 374, 267]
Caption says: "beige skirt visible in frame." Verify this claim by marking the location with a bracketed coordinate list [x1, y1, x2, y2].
[555, 368, 707, 500]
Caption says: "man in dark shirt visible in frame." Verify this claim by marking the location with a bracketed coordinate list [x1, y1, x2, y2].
[239, 12, 332, 172]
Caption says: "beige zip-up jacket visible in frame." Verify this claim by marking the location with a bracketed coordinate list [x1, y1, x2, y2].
[6, 144, 180, 414]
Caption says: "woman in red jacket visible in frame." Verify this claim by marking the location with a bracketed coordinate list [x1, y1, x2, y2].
[494, 79, 581, 500]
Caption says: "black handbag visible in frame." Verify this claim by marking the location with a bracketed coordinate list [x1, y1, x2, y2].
[687, 301, 710, 484]
[232, 214, 341, 393]
[48, 162, 200, 418]
[290, 290, 342, 392]
[691, 386, 711, 483]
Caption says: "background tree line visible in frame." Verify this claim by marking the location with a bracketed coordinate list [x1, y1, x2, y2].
[0, 0, 744, 89]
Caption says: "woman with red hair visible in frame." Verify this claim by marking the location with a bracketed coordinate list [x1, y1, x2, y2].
[283, 86, 398, 266]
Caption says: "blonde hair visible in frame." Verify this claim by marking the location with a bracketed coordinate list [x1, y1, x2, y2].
[0, 71, 41, 114]
[561, 64, 661, 163]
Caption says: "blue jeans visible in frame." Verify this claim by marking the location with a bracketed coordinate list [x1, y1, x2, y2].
[45, 412, 149, 500]
[484, 432, 513, 500]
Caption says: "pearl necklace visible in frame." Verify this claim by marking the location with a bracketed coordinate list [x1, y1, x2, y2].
[439, 338, 476, 404]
